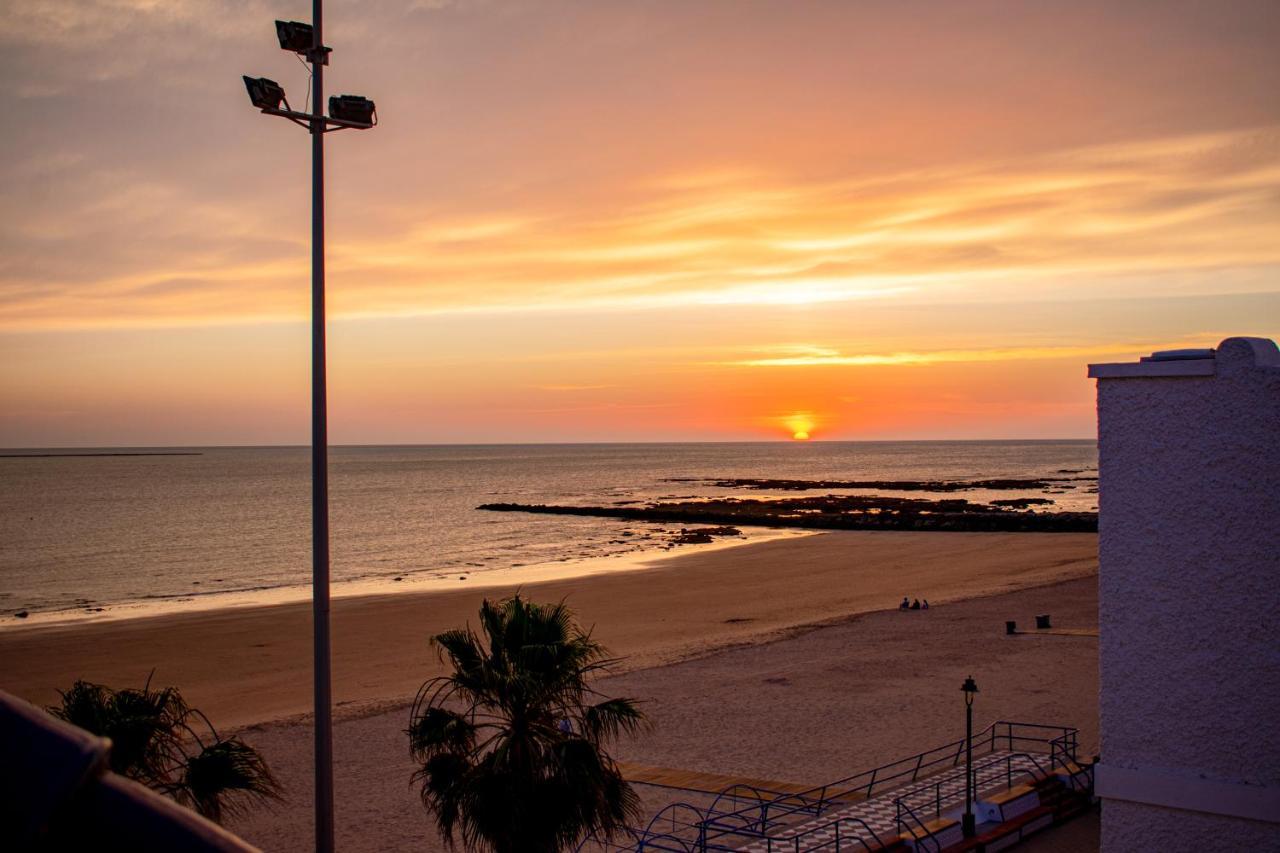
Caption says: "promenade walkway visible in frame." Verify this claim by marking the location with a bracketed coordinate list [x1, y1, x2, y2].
[729, 751, 1044, 851]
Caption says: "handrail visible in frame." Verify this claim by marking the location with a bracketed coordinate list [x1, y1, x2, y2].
[789, 815, 900, 852]
[703, 782, 823, 833]
[698, 748, 1065, 853]
[894, 797, 942, 853]
[1057, 757, 1095, 796]
[893, 749, 1055, 830]
[642, 802, 711, 847]
[702, 720, 1078, 835]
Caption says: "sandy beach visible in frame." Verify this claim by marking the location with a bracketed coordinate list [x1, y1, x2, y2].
[224, 546, 1098, 851]
[0, 531, 1095, 728]
[0, 530, 1099, 850]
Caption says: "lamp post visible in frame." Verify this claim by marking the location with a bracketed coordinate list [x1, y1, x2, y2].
[961, 675, 979, 838]
[242, 5, 376, 851]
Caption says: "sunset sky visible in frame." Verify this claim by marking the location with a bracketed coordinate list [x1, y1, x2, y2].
[1, 0, 1277, 445]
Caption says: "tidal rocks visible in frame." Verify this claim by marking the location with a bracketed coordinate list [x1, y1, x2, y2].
[478, 495, 1097, 533]
[666, 476, 1089, 492]
[669, 525, 743, 545]
[991, 498, 1055, 508]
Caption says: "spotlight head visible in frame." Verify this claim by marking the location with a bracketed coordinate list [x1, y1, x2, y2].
[243, 75, 285, 110]
[275, 20, 315, 53]
[329, 94, 377, 127]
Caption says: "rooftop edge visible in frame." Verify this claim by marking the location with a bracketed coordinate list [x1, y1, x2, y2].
[1088, 336, 1279, 380]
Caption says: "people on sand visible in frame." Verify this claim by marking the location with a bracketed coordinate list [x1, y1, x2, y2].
[900, 597, 910, 610]
[922, 600, 930, 610]
[911, 599, 921, 610]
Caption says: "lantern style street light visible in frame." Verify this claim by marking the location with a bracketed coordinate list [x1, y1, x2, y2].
[242, 4, 376, 851]
[961, 675, 979, 838]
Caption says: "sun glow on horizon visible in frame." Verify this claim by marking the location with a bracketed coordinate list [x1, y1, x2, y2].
[783, 413, 817, 442]
[0, 1, 1277, 446]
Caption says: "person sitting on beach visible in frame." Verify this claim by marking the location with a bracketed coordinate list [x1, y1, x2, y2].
[922, 599, 930, 610]
[900, 596, 910, 610]
[911, 599, 921, 610]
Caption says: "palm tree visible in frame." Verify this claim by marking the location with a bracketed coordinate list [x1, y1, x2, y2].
[50, 675, 281, 823]
[408, 594, 646, 853]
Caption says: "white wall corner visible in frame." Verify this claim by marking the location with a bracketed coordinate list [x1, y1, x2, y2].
[1096, 763, 1280, 824]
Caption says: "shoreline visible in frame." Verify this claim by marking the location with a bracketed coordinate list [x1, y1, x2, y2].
[0, 527, 809, 630]
[0, 530, 1098, 729]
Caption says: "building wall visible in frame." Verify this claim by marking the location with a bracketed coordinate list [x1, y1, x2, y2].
[1103, 801, 1277, 850]
[1091, 337, 1280, 850]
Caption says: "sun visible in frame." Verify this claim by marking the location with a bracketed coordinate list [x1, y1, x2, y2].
[782, 412, 816, 441]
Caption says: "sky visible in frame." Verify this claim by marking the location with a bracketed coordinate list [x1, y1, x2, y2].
[1, 0, 1277, 445]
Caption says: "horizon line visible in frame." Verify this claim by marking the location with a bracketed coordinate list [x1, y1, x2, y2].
[0, 437, 1099, 452]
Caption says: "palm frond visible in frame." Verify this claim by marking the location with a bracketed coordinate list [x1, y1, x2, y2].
[51, 678, 280, 825]
[581, 698, 646, 744]
[409, 594, 647, 852]
[180, 737, 282, 823]
[409, 706, 476, 760]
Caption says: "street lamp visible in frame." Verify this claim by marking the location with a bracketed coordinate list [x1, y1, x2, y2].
[961, 675, 979, 838]
[242, 4, 377, 852]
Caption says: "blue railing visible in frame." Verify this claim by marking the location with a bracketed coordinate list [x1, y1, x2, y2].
[702, 720, 1077, 837]
[579, 720, 1084, 852]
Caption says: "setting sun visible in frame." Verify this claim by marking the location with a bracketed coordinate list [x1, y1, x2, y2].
[784, 413, 816, 441]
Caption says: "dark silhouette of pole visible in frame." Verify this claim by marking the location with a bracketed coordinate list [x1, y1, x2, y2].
[243, 9, 374, 852]
[309, 3, 335, 852]
[961, 675, 978, 838]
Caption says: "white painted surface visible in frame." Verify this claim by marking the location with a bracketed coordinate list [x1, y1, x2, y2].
[1090, 337, 1280, 851]
[1095, 762, 1280, 822]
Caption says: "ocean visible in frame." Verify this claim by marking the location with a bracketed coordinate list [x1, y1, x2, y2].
[0, 441, 1096, 623]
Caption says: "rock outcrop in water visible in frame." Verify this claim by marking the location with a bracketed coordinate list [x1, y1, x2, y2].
[664, 475, 1095, 492]
[669, 526, 742, 544]
[478, 494, 1097, 533]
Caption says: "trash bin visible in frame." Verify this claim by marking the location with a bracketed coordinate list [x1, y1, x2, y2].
[1006, 621, 1018, 635]
[1035, 614, 1051, 629]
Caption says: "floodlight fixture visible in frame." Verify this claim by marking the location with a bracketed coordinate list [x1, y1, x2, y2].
[243, 75, 286, 110]
[276, 20, 315, 53]
[243, 6, 378, 849]
[329, 94, 376, 127]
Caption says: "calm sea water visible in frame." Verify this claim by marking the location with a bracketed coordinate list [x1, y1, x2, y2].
[0, 441, 1096, 621]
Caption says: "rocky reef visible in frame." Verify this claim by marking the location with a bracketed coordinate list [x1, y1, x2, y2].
[479, 493, 1097, 533]
[664, 475, 1095, 492]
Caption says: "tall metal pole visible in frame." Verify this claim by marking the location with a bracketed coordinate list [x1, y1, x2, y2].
[309, 1, 335, 851]
[965, 699, 973, 830]
[961, 675, 977, 838]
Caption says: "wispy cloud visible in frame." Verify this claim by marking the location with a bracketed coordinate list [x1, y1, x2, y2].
[3, 124, 1277, 330]
[721, 339, 1208, 368]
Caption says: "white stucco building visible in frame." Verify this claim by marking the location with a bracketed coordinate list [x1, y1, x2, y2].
[1087, 337, 1280, 849]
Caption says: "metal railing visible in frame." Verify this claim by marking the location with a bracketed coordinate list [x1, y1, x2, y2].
[892, 750, 1053, 830]
[581, 720, 1084, 853]
[775, 815, 902, 853]
[894, 797, 943, 853]
[702, 720, 1078, 838]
